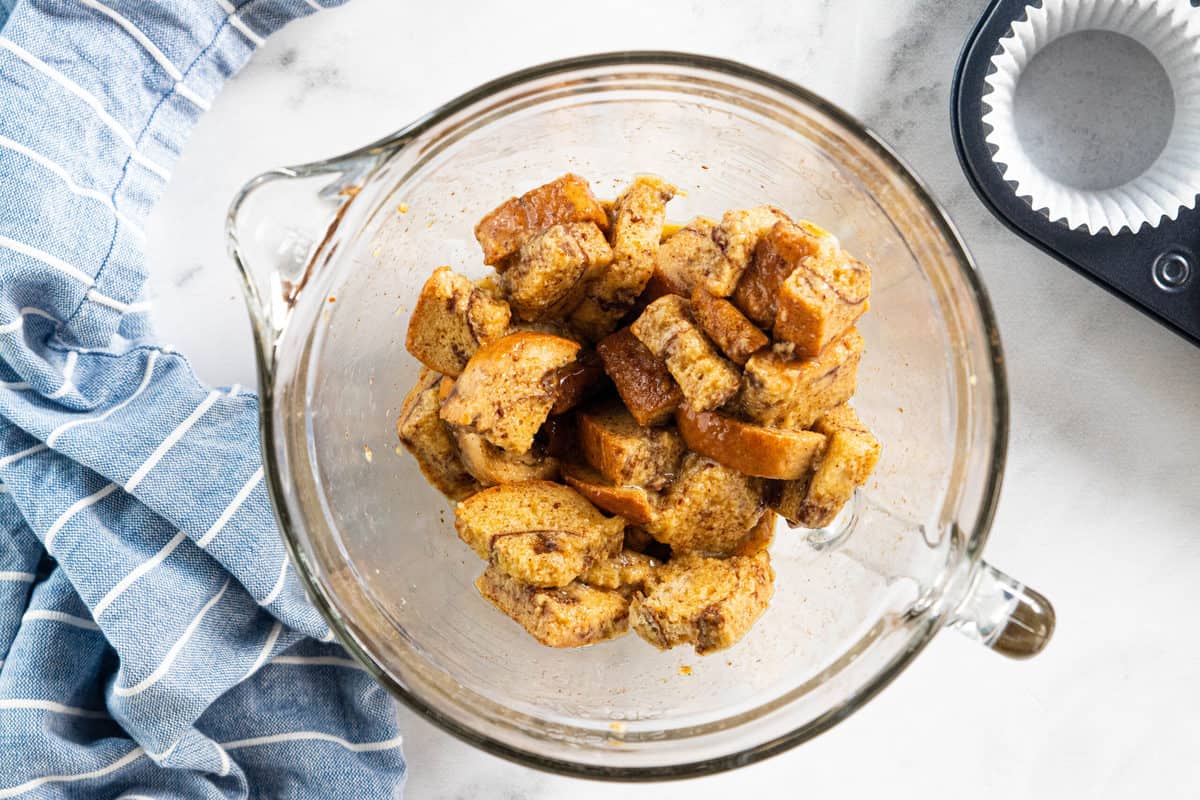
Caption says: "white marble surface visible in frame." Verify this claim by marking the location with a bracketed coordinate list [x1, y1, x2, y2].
[146, 1, 1200, 796]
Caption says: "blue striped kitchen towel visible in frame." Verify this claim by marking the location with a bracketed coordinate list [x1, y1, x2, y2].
[0, 1, 406, 797]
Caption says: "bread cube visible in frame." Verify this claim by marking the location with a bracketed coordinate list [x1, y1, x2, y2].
[690, 286, 769, 365]
[440, 331, 580, 454]
[578, 403, 685, 489]
[630, 551, 774, 655]
[738, 329, 864, 430]
[561, 462, 658, 525]
[395, 369, 479, 500]
[595, 327, 682, 427]
[476, 565, 629, 647]
[675, 404, 826, 480]
[630, 295, 740, 412]
[703, 206, 791, 296]
[474, 173, 608, 266]
[406, 267, 512, 377]
[644, 453, 765, 557]
[502, 222, 613, 321]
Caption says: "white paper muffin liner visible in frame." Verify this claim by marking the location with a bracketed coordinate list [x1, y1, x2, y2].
[983, 0, 1200, 235]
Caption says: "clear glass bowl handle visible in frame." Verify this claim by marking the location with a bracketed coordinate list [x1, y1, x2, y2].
[949, 561, 1055, 659]
[225, 151, 385, 372]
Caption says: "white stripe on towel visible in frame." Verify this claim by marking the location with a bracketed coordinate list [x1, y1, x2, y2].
[244, 620, 282, 680]
[220, 731, 404, 753]
[214, 742, 231, 777]
[197, 467, 262, 548]
[214, 0, 266, 46]
[124, 390, 219, 491]
[48, 350, 159, 447]
[21, 610, 100, 631]
[0, 699, 108, 718]
[0, 38, 170, 179]
[261, 558, 288, 606]
[86, 289, 152, 314]
[0, 235, 94, 285]
[303, 0, 324, 9]
[45, 483, 118, 549]
[93, 530, 186, 617]
[0, 307, 58, 335]
[270, 655, 362, 670]
[0, 747, 145, 798]
[113, 578, 230, 697]
[0, 572, 35, 583]
[46, 350, 78, 400]
[0, 134, 145, 239]
[0, 444, 47, 469]
[0, 382, 30, 390]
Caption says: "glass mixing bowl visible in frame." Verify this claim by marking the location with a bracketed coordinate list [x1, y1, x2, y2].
[226, 52, 1054, 780]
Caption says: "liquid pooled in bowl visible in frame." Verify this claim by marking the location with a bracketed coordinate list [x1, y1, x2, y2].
[395, 173, 881, 655]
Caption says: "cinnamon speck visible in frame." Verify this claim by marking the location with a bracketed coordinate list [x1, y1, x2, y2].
[328, 296, 336, 303]
[679, 665, 692, 676]
[363, 444, 373, 463]
[397, 203, 409, 214]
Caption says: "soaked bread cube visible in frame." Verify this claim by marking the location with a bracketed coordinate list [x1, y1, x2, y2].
[645, 453, 765, 557]
[595, 327, 682, 427]
[771, 405, 881, 528]
[474, 174, 609, 266]
[775, 239, 870, 360]
[406, 267, 512, 377]
[578, 403, 685, 489]
[702, 206, 791, 296]
[455, 429, 560, 486]
[675, 404, 826, 480]
[440, 332, 581, 454]
[456, 481, 624, 587]
[503, 222, 613, 322]
[580, 548, 661, 596]
[630, 551, 774, 655]
[648, 216, 721, 298]
[476, 564, 630, 647]
[733, 220, 829, 328]
[689, 286, 769, 365]
[562, 462, 658, 525]
[570, 176, 677, 340]
[396, 369, 479, 500]
[738, 329, 864, 430]
[630, 295, 740, 412]
[732, 510, 776, 557]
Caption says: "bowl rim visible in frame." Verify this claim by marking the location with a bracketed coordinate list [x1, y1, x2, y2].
[245, 50, 1010, 781]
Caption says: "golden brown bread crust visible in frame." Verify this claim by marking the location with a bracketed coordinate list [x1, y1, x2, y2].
[406, 267, 512, 377]
[630, 551, 774, 654]
[738, 329, 864, 430]
[774, 234, 870, 359]
[650, 216, 720, 297]
[577, 403, 685, 489]
[630, 295, 740, 412]
[455, 481, 624, 587]
[395, 369, 479, 500]
[644, 453, 765, 557]
[570, 176, 677, 340]
[561, 462, 658, 524]
[675, 404, 827, 480]
[502, 222, 613, 322]
[733, 220, 825, 328]
[703, 206, 791, 296]
[595, 327, 682, 427]
[689, 286, 769, 365]
[476, 564, 630, 647]
[474, 174, 609, 267]
[455, 429, 560, 486]
[440, 331, 581, 454]
[771, 405, 881, 528]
